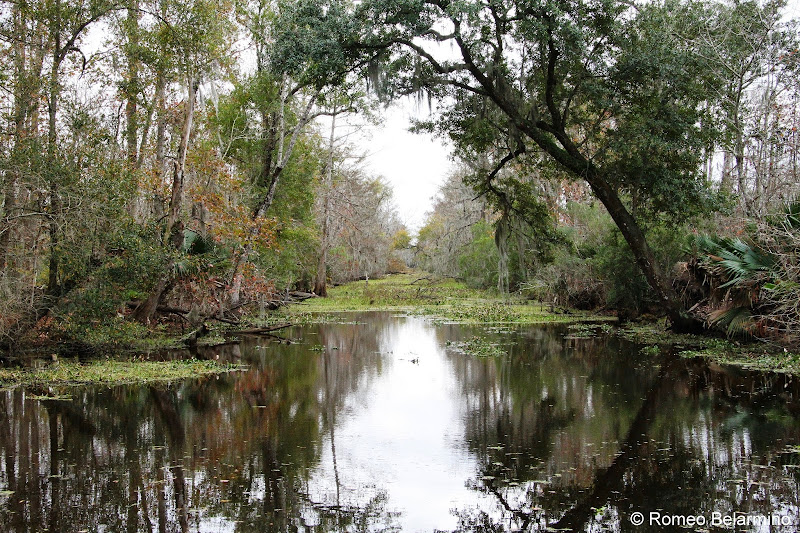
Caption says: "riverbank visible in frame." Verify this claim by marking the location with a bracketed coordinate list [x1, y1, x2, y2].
[4, 272, 798, 380]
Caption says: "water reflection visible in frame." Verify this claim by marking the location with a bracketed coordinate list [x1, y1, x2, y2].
[1, 313, 799, 532]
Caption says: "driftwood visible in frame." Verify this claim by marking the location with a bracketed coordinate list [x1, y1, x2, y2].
[263, 290, 318, 310]
[126, 302, 241, 325]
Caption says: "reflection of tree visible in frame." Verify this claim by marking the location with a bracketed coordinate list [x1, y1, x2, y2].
[0, 314, 402, 532]
[151, 387, 189, 532]
[2, 318, 799, 532]
[443, 332, 800, 532]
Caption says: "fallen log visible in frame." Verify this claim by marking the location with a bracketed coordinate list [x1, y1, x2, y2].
[228, 322, 292, 335]
[288, 291, 316, 301]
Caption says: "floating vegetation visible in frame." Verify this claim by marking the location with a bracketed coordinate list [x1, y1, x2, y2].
[678, 345, 800, 373]
[0, 359, 245, 388]
[617, 321, 800, 373]
[450, 336, 506, 358]
[639, 345, 661, 356]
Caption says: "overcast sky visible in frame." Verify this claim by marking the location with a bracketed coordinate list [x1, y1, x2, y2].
[354, 102, 452, 232]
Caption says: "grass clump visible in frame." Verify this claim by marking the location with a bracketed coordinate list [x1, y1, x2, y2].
[0, 359, 244, 388]
[75, 319, 179, 351]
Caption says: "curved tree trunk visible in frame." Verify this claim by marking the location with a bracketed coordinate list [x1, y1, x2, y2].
[581, 170, 703, 332]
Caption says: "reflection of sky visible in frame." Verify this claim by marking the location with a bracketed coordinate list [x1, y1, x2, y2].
[309, 317, 490, 532]
[3, 316, 800, 532]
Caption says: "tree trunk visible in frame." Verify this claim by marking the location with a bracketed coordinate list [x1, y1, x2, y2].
[495, 213, 510, 294]
[314, 114, 337, 297]
[134, 78, 196, 324]
[0, 2, 28, 271]
[124, 0, 140, 164]
[46, 7, 61, 298]
[132, 278, 169, 323]
[164, 77, 197, 243]
[583, 170, 699, 331]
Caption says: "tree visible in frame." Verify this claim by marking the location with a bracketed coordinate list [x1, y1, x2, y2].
[213, 0, 375, 306]
[131, 0, 233, 322]
[0, 0, 119, 305]
[694, 0, 800, 212]
[277, 0, 725, 328]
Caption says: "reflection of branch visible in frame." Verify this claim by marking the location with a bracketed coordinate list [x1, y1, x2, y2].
[550, 358, 674, 531]
[151, 387, 189, 533]
[487, 483, 536, 530]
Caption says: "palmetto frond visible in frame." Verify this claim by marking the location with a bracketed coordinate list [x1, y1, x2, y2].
[695, 235, 776, 288]
[708, 306, 755, 337]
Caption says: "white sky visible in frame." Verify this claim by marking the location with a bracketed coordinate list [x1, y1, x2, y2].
[347, 101, 453, 232]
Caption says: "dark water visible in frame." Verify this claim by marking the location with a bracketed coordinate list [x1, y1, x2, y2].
[1, 313, 799, 532]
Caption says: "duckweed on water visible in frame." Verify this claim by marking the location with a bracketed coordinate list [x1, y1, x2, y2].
[0, 359, 244, 388]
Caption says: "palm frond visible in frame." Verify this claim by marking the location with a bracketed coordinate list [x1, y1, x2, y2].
[708, 305, 754, 337]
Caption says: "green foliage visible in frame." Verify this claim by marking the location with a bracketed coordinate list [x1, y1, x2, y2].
[271, 0, 362, 87]
[391, 228, 411, 250]
[594, 223, 693, 314]
[694, 235, 775, 289]
[54, 223, 167, 326]
[686, 203, 800, 342]
[259, 222, 318, 290]
[457, 221, 499, 289]
[525, 203, 694, 315]
[593, 0, 718, 218]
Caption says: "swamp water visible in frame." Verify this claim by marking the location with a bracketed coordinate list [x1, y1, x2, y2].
[1, 312, 799, 532]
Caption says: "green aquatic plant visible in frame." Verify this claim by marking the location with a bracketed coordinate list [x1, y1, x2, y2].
[0, 359, 244, 388]
[449, 336, 506, 358]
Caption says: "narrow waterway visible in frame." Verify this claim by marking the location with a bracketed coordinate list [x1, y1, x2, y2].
[1, 312, 799, 532]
